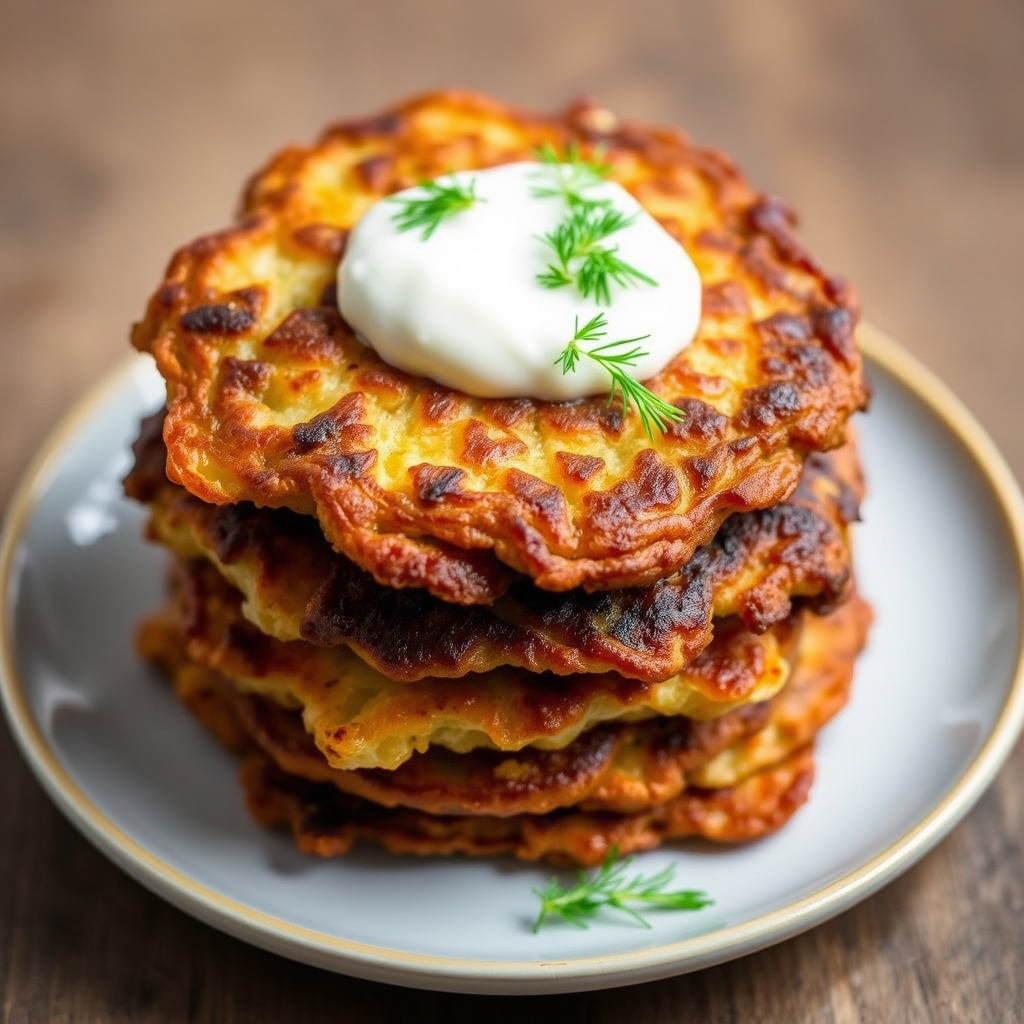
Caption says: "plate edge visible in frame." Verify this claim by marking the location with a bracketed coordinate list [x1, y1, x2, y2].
[0, 330, 1022, 992]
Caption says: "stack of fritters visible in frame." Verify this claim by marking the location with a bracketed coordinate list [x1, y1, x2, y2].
[126, 92, 871, 866]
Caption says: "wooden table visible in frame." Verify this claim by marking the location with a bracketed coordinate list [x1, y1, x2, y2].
[1, 1, 1021, 1020]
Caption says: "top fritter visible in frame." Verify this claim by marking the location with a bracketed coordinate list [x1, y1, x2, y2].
[132, 91, 868, 604]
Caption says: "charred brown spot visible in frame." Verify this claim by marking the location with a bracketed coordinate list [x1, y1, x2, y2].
[737, 382, 804, 429]
[461, 420, 528, 469]
[756, 313, 811, 345]
[602, 574, 711, 659]
[420, 388, 464, 425]
[481, 397, 533, 429]
[633, 451, 681, 509]
[747, 195, 816, 273]
[354, 363, 407, 393]
[505, 470, 569, 533]
[155, 282, 187, 312]
[363, 533, 512, 604]
[292, 392, 369, 452]
[702, 281, 749, 317]
[207, 504, 258, 564]
[598, 402, 625, 433]
[656, 219, 687, 245]
[516, 675, 648, 738]
[181, 303, 256, 335]
[811, 304, 857, 364]
[665, 398, 729, 443]
[220, 357, 272, 395]
[122, 409, 169, 502]
[236, 215, 265, 235]
[291, 224, 349, 259]
[356, 154, 396, 191]
[292, 411, 340, 449]
[264, 308, 342, 361]
[301, 559, 522, 676]
[324, 450, 376, 478]
[720, 455, 801, 516]
[824, 275, 855, 307]
[555, 451, 605, 484]
[692, 148, 742, 197]
[800, 452, 861, 525]
[333, 392, 370, 428]
[686, 627, 765, 699]
[542, 397, 626, 438]
[686, 449, 727, 493]
[412, 464, 468, 504]
[740, 236, 790, 295]
[231, 287, 266, 314]
[786, 343, 833, 389]
[646, 174, 694, 201]
[586, 450, 680, 535]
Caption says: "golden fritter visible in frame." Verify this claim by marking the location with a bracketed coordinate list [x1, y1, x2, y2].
[127, 410, 861, 682]
[142, 558, 799, 771]
[132, 90, 868, 603]
[161, 594, 868, 818]
[240, 746, 816, 866]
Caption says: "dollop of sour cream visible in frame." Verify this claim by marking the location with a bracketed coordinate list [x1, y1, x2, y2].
[336, 163, 701, 400]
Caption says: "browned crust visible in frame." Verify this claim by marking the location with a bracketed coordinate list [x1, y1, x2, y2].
[204, 594, 870, 817]
[128, 409, 862, 682]
[239, 746, 816, 866]
[145, 599, 821, 865]
[149, 557, 802, 770]
[200, 667, 773, 817]
[131, 90, 868, 602]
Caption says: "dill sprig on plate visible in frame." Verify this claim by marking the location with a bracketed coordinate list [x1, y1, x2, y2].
[390, 175, 482, 240]
[555, 314, 684, 438]
[532, 848, 712, 932]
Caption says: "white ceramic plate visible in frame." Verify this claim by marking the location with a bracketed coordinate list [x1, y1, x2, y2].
[2, 326, 1022, 995]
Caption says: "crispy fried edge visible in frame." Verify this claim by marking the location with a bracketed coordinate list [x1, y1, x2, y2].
[132, 90, 868, 600]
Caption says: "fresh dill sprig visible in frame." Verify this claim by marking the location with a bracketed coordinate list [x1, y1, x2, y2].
[537, 205, 657, 306]
[532, 849, 712, 932]
[555, 314, 684, 439]
[530, 141, 612, 207]
[390, 176, 482, 240]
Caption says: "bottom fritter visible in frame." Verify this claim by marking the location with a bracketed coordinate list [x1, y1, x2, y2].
[240, 746, 816, 867]
[143, 593, 869, 865]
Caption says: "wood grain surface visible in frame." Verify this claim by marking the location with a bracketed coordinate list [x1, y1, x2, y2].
[1, 1, 1021, 1021]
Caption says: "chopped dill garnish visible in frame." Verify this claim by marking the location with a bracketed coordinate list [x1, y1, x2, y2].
[537, 203, 656, 305]
[555, 314, 684, 438]
[530, 141, 612, 207]
[390, 175, 482, 240]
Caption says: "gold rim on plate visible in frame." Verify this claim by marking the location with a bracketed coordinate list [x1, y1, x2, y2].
[1, 323, 1022, 992]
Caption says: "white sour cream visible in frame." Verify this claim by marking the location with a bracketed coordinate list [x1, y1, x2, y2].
[336, 162, 701, 400]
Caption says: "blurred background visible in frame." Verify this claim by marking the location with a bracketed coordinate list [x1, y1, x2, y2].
[1, 1, 1021, 1021]
[1, 0, 1021, 498]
